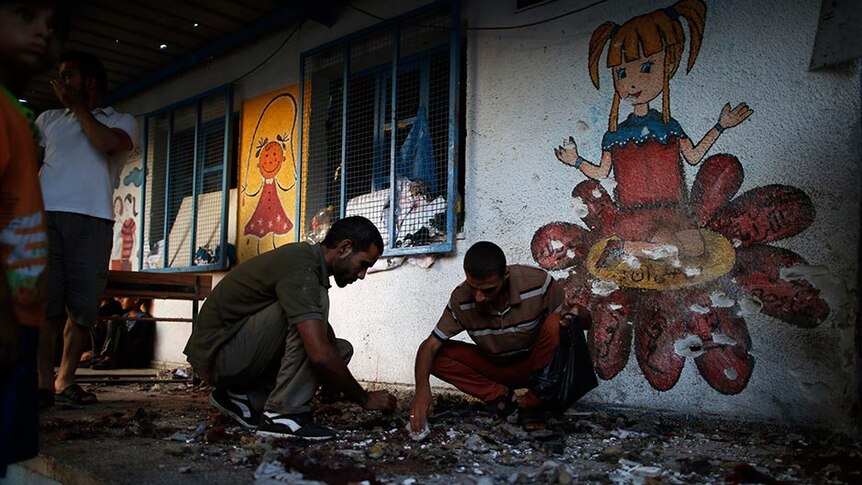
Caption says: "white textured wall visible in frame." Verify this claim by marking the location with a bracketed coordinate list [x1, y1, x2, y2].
[121, 0, 860, 429]
[459, 0, 860, 428]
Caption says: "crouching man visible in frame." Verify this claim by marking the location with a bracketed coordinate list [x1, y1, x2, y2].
[409, 241, 591, 433]
[185, 216, 397, 440]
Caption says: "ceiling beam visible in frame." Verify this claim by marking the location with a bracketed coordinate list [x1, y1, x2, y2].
[106, 7, 307, 104]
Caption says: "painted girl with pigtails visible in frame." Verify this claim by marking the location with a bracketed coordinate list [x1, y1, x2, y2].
[554, 0, 752, 266]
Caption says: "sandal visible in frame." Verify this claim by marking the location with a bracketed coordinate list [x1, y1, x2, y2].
[55, 383, 98, 405]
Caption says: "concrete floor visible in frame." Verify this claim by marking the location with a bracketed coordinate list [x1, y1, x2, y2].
[23, 381, 862, 484]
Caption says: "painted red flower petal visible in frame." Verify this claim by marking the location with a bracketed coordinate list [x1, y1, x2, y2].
[635, 295, 686, 391]
[681, 294, 755, 395]
[559, 270, 593, 311]
[689, 154, 743, 226]
[572, 180, 616, 237]
[731, 245, 830, 327]
[695, 344, 754, 395]
[531, 222, 598, 271]
[588, 290, 632, 380]
[707, 185, 815, 247]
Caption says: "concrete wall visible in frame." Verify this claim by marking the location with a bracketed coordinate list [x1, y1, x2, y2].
[118, 0, 861, 429]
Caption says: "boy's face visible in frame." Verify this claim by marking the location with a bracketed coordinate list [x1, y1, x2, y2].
[0, 3, 58, 73]
[120, 297, 139, 311]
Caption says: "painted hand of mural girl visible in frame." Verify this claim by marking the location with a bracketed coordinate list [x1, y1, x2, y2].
[718, 102, 753, 131]
[554, 136, 580, 167]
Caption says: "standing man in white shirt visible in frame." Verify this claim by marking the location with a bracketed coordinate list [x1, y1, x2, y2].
[35, 51, 137, 407]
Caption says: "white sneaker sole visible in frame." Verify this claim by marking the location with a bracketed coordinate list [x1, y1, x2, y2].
[209, 393, 257, 429]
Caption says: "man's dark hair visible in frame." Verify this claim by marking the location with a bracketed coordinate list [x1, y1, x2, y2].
[60, 50, 107, 94]
[322, 216, 384, 254]
[464, 241, 506, 279]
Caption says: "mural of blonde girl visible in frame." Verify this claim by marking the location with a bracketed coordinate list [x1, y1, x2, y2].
[554, 0, 751, 271]
[532, 0, 828, 395]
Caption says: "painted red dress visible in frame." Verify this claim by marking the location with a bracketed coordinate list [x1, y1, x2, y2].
[243, 179, 293, 237]
[602, 109, 696, 241]
[115, 217, 136, 270]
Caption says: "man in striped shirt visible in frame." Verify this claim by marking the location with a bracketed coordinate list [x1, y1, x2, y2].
[409, 241, 590, 433]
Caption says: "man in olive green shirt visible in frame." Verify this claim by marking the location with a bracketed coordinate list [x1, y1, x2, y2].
[185, 216, 396, 440]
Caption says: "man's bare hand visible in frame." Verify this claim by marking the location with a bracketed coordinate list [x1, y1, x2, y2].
[409, 389, 433, 432]
[50, 79, 86, 112]
[561, 301, 591, 330]
[362, 390, 397, 412]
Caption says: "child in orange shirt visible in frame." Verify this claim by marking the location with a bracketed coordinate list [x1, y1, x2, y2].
[0, 0, 68, 476]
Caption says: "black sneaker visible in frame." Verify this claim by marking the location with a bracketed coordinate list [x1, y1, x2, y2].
[256, 412, 335, 440]
[209, 388, 259, 429]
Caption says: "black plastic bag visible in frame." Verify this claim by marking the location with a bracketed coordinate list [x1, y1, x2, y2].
[528, 315, 598, 412]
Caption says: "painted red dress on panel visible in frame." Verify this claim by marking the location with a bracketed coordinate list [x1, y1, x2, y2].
[243, 179, 293, 237]
[603, 109, 696, 241]
[118, 217, 135, 270]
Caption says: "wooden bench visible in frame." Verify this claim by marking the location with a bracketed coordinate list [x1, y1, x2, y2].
[104, 271, 213, 324]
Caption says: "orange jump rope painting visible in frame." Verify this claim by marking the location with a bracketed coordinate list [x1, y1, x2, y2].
[238, 86, 299, 262]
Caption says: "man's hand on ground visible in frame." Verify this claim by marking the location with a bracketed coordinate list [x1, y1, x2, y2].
[409, 390, 433, 433]
[361, 390, 397, 412]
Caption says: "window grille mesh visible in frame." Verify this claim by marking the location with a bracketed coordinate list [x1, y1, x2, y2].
[300, 7, 456, 253]
[142, 88, 230, 270]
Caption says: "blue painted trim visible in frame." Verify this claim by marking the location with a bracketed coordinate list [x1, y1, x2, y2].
[162, 111, 173, 269]
[106, 8, 304, 105]
[138, 117, 149, 271]
[218, 87, 233, 270]
[446, 0, 461, 253]
[140, 263, 223, 274]
[339, 44, 349, 218]
[295, 61, 305, 243]
[385, 242, 452, 256]
[189, 101, 201, 267]
[387, 27, 399, 252]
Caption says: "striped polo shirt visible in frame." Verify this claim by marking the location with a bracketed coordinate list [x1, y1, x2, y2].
[432, 265, 565, 359]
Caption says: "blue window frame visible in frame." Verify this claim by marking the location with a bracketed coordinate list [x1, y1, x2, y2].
[298, 1, 461, 255]
[140, 85, 233, 272]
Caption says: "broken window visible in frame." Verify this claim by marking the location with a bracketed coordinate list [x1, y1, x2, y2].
[299, 4, 463, 255]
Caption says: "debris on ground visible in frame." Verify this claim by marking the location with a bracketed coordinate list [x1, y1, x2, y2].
[38, 382, 862, 484]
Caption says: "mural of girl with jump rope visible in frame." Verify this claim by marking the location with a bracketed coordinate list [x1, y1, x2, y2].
[241, 93, 298, 255]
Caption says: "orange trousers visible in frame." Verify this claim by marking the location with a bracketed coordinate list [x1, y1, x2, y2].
[430, 313, 561, 407]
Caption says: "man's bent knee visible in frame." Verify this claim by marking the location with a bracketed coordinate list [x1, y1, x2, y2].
[335, 338, 353, 363]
